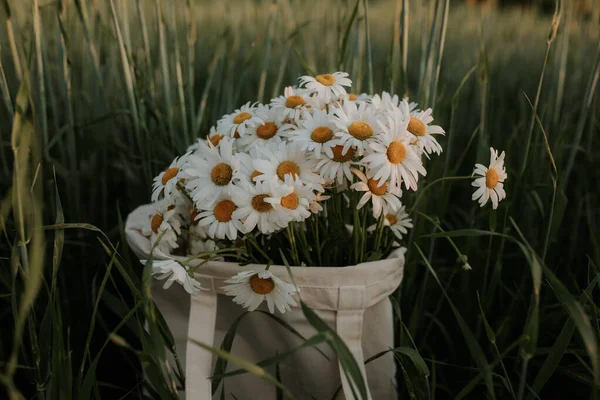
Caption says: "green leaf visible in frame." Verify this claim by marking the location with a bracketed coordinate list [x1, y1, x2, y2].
[212, 311, 250, 395]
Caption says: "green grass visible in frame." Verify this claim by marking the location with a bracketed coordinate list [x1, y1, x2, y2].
[1, 0, 600, 398]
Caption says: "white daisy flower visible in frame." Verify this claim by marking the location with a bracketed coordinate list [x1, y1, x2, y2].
[231, 179, 291, 235]
[472, 147, 507, 210]
[196, 193, 243, 240]
[350, 168, 402, 219]
[408, 108, 445, 156]
[270, 86, 314, 124]
[371, 91, 400, 114]
[285, 108, 338, 159]
[141, 203, 183, 254]
[299, 72, 352, 103]
[185, 137, 237, 205]
[252, 142, 324, 192]
[151, 154, 189, 202]
[237, 105, 287, 150]
[368, 205, 413, 240]
[222, 270, 298, 313]
[141, 254, 204, 296]
[314, 142, 356, 186]
[363, 102, 426, 191]
[265, 175, 314, 222]
[189, 237, 219, 258]
[217, 102, 266, 138]
[333, 101, 382, 156]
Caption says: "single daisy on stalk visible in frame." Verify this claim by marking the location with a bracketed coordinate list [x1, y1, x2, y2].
[350, 168, 402, 219]
[141, 253, 204, 296]
[231, 180, 291, 234]
[286, 108, 338, 159]
[185, 137, 237, 205]
[368, 205, 413, 240]
[252, 142, 324, 192]
[237, 105, 287, 150]
[363, 103, 426, 191]
[299, 72, 352, 103]
[270, 86, 313, 123]
[315, 142, 356, 186]
[472, 147, 507, 210]
[334, 101, 382, 156]
[151, 154, 189, 202]
[265, 175, 314, 222]
[141, 204, 183, 254]
[196, 194, 243, 240]
[408, 108, 445, 156]
[222, 270, 298, 313]
[218, 102, 266, 138]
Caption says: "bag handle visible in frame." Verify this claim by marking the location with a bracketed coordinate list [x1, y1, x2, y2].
[186, 276, 218, 400]
[336, 285, 372, 400]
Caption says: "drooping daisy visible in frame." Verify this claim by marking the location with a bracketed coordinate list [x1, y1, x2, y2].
[363, 102, 426, 191]
[231, 179, 291, 235]
[472, 147, 507, 210]
[315, 142, 356, 186]
[195, 193, 244, 240]
[141, 203, 183, 254]
[185, 137, 238, 205]
[408, 108, 445, 156]
[285, 108, 338, 159]
[151, 154, 189, 202]
[252, 142, 324, 192]
[265, 175, 314, 222]
[141, 253, 204, 296]
[333, 101, 382, 156]
[217, 102, 266, 138]
[299, 72, 352, 103]
[222, 270, 298, 313]
[350, 168, 402, 219]
[270, 86, 313, 123]
[237, 105, 287, 150]
[368, 205, 413, 240]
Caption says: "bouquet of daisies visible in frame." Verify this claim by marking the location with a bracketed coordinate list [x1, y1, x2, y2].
[142, 71, 451, 308]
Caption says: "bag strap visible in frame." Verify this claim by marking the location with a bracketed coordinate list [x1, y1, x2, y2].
[186, 276, 218, 400]
[336, 285, 372, 400]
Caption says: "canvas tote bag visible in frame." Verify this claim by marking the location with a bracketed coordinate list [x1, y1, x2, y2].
[126, 204, 404, 400]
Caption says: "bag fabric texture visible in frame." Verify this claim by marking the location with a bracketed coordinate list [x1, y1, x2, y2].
[126, 204, 404, 400]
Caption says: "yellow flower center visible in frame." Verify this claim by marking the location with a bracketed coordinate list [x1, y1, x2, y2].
[316, 73, 336, 86]
[311, 126, 334, 143]
[256, 122, 278, 139]
[233, 112, 252, 124]
[386, 142, 407, 164]
[211, 163, 233, 186]
[407, 116, 426, 137]
[281, 193, 299, 210]
[348, 122, 373, 140]
[214, 200, 235, 222]
[348, 93, 357, 100]
[385, 213, 397, 225]
[285, 95, 306, 108]
[162, 168, 179, 185]
[367, 178, 387, 196]
[486, 169, 499, 189]
[331, 145, 354, 162]
[249, 274, 275, 294]
[277, 161, 300, 180]
[250, 170, 263, 182]
[209, 134, 224, 147]
[251, 194, 273, 212]
[151, 214, 163, 234]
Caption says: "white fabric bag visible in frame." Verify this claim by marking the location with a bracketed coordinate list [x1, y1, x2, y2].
[126, 204, 404, 400]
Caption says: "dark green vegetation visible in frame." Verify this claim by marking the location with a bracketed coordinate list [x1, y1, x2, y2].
[1, 0, 599, 399]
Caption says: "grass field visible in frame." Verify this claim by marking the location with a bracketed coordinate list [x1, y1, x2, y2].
[1, 0, 600, 398]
